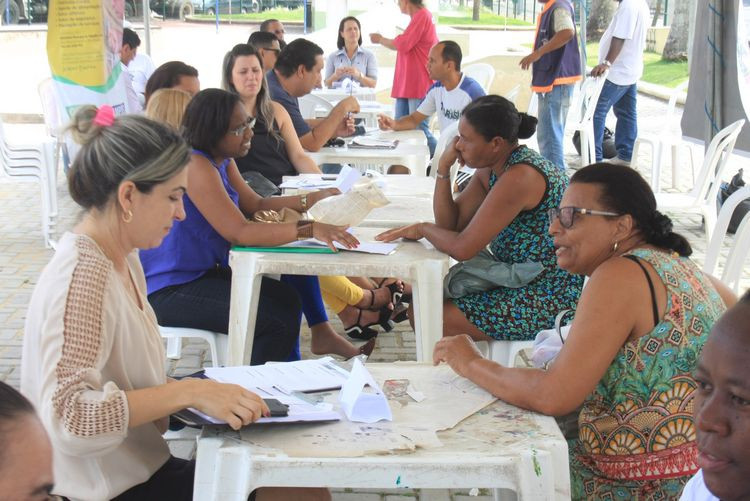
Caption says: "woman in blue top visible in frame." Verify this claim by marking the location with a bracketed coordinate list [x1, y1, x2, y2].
[140, 88, 375, 362]
[378, 95, 584, 341]
[324, 16, 378, 89]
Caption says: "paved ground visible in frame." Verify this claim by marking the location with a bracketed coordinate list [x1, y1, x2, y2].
[2, 20, 749, 501]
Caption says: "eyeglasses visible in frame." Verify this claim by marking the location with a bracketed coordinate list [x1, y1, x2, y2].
[228, 117, 256, 137]
[547, 207, 621, 228]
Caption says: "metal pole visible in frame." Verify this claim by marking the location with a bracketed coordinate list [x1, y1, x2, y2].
[580, 0, 587, 77]
[663, 0, 668, 26]
[142, 0, 151, 55]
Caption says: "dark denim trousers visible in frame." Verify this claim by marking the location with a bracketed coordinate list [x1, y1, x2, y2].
[593, 80, 638, 162]
[148, 269, 301, 365]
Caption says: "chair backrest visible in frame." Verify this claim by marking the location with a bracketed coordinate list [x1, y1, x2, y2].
[568, 74, 607, 127]
[298, 93, 333, 120]
[690, 119, 745, 205]
[660, 79, 689, 137]
[430, 120, 460, 181]
[38, 78, 65, 138]
[703, 185, 750, 294]
[462, 63, 495, 93]
[504, 84, 521, 106]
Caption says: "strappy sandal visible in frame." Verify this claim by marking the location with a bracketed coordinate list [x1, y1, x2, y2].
[390, 302, 409, 323]
[343, 307, 393, 340]
[375, 278, 406, 306]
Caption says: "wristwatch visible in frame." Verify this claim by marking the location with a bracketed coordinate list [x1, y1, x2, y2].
[299, 193, 308, 211]
[296, 220, 314, 240]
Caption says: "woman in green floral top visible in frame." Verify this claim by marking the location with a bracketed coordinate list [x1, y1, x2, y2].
[434, 164, 736, 500]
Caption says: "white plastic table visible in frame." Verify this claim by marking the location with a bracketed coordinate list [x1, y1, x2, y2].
[281, 173, 435, 199]
[193, 364, 570, 501]
[311, 87, 377, 102]
[361, 195, 435, 228]
[226, 228, 449, 366]
[307, 141, 430, 176]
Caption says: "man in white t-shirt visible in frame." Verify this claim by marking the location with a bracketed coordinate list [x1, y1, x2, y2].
[590, 0, 650, 164]
[377, 40, 485, 159]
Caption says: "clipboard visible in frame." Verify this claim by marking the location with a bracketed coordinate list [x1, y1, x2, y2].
[233, 246, 336, 254]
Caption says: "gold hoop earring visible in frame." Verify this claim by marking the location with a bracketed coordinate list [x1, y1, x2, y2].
[122, 209, 133, 223]
[613, 241, 619, 253]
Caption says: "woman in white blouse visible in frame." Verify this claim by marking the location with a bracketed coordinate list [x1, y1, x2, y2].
[20, 106, 330, 501]
[324, 16, 378, 89]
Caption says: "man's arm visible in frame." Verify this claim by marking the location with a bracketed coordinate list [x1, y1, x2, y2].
[591, 37, 624, 77]
[298, 96, 359, 151]
[377, 110, 429, 131]
[519, 29, 575, 70]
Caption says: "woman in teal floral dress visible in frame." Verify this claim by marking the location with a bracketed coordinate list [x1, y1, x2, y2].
[377, 95, 583, 340]
[433, 164, 736, 500]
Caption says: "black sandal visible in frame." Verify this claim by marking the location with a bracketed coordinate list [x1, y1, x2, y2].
[375, 278, 405, 306]
[343, 306, 393, 340]
[391, 302, 409, 323]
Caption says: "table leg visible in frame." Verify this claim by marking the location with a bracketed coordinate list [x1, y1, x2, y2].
[516, 448, 555, 500]
[228, 254, 263, 366]
[194, 428, 256, 501]
[411, 259, 447, 362]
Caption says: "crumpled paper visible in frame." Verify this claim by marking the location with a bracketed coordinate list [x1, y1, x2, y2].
[307, 179, 389, 226]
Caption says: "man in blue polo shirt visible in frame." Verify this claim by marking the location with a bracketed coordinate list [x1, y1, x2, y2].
[267, 38, 360, 152]
[377, 41, 485, 158]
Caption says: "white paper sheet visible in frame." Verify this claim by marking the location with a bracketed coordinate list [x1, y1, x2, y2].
[333, 165, 361, 193]
[187, 393, 341, 425]
[284, 238, 398, 255]
[339, 359, 392, 423]
[204, 357, 349, 394]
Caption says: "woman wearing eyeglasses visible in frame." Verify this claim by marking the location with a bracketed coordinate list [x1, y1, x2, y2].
[324, 16, 377, 89]
[378, 95, 583, 341]
[433, 163, 737, 499]
[140, 88, 375, 363]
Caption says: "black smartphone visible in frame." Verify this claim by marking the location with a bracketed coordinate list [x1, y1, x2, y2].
[263, 398, 289, 417]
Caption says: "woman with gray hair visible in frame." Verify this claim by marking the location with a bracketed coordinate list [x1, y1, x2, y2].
[20, 106, 328, 500]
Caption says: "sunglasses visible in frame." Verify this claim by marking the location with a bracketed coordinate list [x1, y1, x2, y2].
[547, 207, 620, 228]
[228, 116, 256, 137]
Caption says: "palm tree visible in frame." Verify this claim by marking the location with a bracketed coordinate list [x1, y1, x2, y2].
[662, 0, 693, 61]
[472, 0, 480, 21]
[586, 0, 617, 42]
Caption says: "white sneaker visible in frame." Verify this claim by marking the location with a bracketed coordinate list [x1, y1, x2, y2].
[603, 156, 631, 167]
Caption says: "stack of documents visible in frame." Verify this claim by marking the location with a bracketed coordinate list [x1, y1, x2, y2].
[349, 138, 398, 149]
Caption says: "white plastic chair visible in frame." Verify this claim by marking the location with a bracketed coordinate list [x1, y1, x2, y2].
[0, 116, 57, 247]
[702, 185, 750, 295]
[38, 78, 69, 186]
[504, 84, 521, 106]
[567, 74, 608, 167]
[631, 80, 694, 192]
[463, 63, 495, 93]
[430, 121, 460, 182]
[654, 119, 745, 245]
[159, 326, 227, 368]
[475, 339, 535, 367]
[298, 93, 333, 120]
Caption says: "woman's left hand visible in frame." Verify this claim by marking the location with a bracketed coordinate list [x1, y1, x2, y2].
[433, 334, 484, 378]
[375, 223, 425, 242]
[308, 188, 341, 206]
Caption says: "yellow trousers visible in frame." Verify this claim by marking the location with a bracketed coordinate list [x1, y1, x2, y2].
[319, 276, 364, 314]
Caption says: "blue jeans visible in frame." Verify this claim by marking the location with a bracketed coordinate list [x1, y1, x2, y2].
[536, 84, 574, 171]
[395, 97, 437, 160]
[593, 80, 638, 162]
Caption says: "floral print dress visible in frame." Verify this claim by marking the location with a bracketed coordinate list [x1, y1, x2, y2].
[570, 248, 727, 500]
[452, 145, 584, 340]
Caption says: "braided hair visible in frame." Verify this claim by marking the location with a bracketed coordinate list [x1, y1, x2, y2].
[571, 163, 692, 256]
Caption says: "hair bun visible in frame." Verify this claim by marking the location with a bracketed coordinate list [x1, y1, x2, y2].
[68, 105, 105, 146]
[517, 112, 538, 140]
[649, 210, 673, 239]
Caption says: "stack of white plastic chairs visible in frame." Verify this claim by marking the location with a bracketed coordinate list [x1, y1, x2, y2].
[0, 116, 58, 248]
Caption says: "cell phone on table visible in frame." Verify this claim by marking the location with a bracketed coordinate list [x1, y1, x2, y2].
[263, 398, 289, 417]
